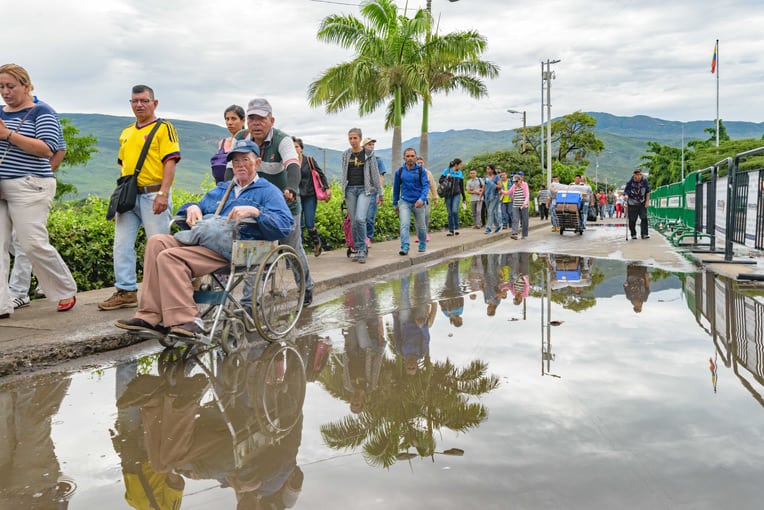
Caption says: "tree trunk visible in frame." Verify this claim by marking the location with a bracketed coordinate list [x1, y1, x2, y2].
[420, 100, 430, 164]
[392, 87, 403, 170]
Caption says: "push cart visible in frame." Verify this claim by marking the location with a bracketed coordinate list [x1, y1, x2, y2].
[555, 190, 583, 235]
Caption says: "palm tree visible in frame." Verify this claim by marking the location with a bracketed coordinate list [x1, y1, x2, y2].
[416, 24, 499, 164]
[319, 354, 499, 468]
[308, 0, 430, 169]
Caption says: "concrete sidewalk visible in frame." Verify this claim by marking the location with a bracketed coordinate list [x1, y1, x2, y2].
[0, 219, 548, 376]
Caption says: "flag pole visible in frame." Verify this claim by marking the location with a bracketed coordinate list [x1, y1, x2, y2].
[715, 39, 719, 147]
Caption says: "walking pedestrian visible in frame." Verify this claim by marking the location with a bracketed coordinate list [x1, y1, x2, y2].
[440, 158, 465, 236]
[416, 157, 437, 244]
[536, 184, 550, 221]
[392, 148, 429, 255]
[341, 128, 382, 264]
[466, 168, 484, 229]
[294, 137, 330, 257]
[98, 84, 180, 311]
[483, 165, 502, 234]
[363, 138, 386, 242]
[624, 168, 651, 240]
[508, 171, 530, 239]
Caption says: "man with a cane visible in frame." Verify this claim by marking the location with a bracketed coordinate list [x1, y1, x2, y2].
[624, 168, 651, 240]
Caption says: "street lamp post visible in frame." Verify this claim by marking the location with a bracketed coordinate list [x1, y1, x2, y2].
[542, 59, 560, 190]
[507, 109, 526, 153]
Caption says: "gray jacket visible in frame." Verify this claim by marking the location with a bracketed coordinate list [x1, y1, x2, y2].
[341, 147, 383, 197]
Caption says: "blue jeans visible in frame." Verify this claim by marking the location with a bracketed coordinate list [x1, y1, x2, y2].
[445, 195, 461, 232]
[600, 204, 608, 219]
[398, 200, 426, 250]
[346, 186, 371, 254]
[366, 190, 379, 240]
[114, 192, 172, 291]
[550, 199, 558, 227]
[501, 201, 512, 228]
[301, 194, 317, 230]
[485, 197, 502, 230]
[581, 203, 590, 229]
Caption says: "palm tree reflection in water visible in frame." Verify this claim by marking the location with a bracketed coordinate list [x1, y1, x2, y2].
[319, 269, 500, 468]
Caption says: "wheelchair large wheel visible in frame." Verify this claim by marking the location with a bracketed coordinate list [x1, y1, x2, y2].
[253, 245, 306, 341]
[248, 343, 306, 437]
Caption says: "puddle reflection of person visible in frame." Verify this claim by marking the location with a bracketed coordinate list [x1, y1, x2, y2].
[0, 377, 74, 508]
[483, 254, 503, 316]
[342, 286, 385, 413]
[439, 261, 464, 327]
[624, 263, 650, 313]
[507, 252, 530, 306]
[393, 270, 436, 375]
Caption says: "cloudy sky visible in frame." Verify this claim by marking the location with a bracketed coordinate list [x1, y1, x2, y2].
[7, 0, 763, 149]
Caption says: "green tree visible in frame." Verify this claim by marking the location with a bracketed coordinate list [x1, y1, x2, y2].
[416, 25, 499, 164]
[308, 0, 430, 169]
[55, 118, 98, 200]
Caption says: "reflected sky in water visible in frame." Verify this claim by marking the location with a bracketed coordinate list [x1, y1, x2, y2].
[2, 252, 764, 509]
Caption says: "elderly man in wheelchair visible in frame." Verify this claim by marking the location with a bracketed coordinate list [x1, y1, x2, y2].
[114, 139, 294, 341]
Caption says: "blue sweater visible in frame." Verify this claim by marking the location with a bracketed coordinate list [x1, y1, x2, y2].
[392, 164, 429, 207]
[176, 177, 294, 241]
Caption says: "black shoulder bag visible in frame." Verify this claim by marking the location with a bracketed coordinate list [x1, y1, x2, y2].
[106, 119, 164, 220]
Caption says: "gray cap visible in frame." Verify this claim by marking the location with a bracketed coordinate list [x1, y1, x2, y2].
[246, 98, 272, 117]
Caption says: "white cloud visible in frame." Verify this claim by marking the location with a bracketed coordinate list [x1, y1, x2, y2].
[6, 0, 763, 151]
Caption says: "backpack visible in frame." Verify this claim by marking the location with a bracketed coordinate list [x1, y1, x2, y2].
[437, 173, 453, 198]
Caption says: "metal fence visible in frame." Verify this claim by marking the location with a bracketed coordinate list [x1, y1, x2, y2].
[649, 147, 764, 260]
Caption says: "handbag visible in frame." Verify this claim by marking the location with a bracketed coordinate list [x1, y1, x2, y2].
[307, 157, 328, 202]
[173, 180, 237, 260]
[209, 139, 229, 183]
[106, 120, 164, 220]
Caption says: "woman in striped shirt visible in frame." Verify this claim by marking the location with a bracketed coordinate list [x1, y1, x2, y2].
[0, 64, 76, 318]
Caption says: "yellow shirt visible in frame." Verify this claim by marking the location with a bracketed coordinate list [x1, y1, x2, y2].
[501, 180, 511, 203]
[118, 120, 181, 187]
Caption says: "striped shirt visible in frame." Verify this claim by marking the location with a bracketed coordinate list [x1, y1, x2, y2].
[0, 103, 61, 179]
[512, 183, 526, 207]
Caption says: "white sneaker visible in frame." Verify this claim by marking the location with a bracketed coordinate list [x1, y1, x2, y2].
[12, 295, 31, 309]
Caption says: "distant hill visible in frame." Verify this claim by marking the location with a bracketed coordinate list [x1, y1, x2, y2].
[57, 112, 764, 198]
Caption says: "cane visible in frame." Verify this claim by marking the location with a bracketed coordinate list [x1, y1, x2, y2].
[624, 204, 629, 241]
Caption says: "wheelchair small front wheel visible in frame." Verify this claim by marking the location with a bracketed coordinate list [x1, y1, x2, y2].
[253, 245, 305, 341]
[220, 318, 246, 354]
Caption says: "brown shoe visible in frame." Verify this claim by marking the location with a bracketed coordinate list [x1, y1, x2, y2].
[98, 289, 138, 311]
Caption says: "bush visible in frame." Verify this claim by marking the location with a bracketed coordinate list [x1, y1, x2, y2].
[36, 182, 476, 293]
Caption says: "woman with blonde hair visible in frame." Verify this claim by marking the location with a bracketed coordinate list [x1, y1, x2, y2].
[0, 63, 77, 318]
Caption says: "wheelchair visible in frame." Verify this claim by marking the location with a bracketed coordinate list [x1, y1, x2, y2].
[156, 218, 306, 354]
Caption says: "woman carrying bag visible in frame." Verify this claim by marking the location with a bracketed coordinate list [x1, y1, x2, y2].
[439, 158, 466, 236]
[209, 105, 245, 183]
[293, 137, 330, 257]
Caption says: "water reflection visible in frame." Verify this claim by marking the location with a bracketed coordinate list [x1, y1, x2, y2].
[6, 253, 764, 507]
[113, 342, 307, 508]
[319, 267, 500, 468]
[0, 375, 74, 508]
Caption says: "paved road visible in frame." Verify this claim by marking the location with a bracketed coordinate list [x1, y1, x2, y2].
[1, 216, 760, 376]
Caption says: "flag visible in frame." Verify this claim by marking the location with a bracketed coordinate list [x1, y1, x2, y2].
[711, 42, 717, 73]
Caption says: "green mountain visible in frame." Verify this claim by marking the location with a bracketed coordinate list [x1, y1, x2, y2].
[58, 112, 764, 198]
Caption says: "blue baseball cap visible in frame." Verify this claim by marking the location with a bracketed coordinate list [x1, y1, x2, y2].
[226, 139, 261, 160]
[517, 171, 525, 175]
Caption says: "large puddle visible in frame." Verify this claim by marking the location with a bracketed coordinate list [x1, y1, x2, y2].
[2, 252, 764, 509]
